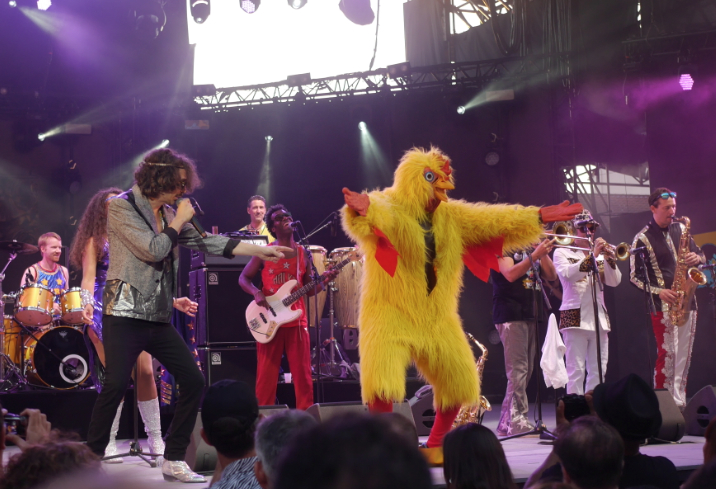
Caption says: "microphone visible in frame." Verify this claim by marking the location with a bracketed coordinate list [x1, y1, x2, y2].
[289, 221, 301, 229]
[189, 197, 205, 216]
[177, 198, 207, 238]
[629, 246, 647, 255]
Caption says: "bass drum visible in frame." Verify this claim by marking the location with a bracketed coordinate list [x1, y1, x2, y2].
[23, 326, 90, 389]
[2, 316, 23, 365]
[329, 247, 364, 329]
[305, 246, 328, 327]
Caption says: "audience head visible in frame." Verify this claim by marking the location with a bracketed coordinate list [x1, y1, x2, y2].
[254, 409, 318, 488]
[201, 380, 259, 458]
[443, 423, 516, 489]
[0, 441, 100, 489]
[682, 459, 716, 489]
[704, 417, 716, 463]
[273, 412, 432, 489]
[592, 373, 662, 441]
[378, 412, 419, 446]
[554, 416, 624, 489]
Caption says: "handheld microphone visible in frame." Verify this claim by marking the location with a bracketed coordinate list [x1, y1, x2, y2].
[289, 221, 301, 229]
[177, 198, 207, 238]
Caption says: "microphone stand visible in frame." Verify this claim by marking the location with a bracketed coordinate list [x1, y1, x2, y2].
[584, 231, 605, 386]
[633, 248, 656, 377]
[500, 250, 556, 441]
[292, 222, 326, 404]
[0, 253, 26, 390]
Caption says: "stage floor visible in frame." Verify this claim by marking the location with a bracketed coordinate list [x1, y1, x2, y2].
[1, 403, 704, 488]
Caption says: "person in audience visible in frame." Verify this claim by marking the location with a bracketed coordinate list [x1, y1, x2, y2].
[254, 409, 317, 489]
[378, 412, 419, 447]
[0, 441, 100, 489]
[682, 459, 716, 489]
[201, 379, 261, 489]
[443, 423, 517, 489]
[591, 374, 679, 489]
[273, 412, 432, 489]
[553, 416, 623, 489]
[703, 416, 716, 464]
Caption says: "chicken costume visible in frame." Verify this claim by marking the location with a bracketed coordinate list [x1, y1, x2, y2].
[342, 147, 582, 447]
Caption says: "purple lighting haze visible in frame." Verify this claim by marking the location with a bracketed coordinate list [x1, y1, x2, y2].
[679, 73, 694, 91]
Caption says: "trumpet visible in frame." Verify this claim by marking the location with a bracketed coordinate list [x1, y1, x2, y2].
[544, 222, 632, 260]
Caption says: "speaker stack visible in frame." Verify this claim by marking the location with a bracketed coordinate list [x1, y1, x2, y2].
[190, 251, 258, 388]
[684, 385, 716, 436]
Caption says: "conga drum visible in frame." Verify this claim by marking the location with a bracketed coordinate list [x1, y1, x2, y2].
[329, 247, 364, 329]
[305, 246, 328, 327]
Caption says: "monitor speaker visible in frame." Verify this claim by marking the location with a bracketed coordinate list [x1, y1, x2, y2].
[653, 389, 686, 442]
[408, 385, 435, 436]
[306, 401, 414, 425]
[684, 385, 716, 436]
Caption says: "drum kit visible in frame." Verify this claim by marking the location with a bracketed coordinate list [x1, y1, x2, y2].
[305, 245, 364, 378]
[0, 240, 91, 391]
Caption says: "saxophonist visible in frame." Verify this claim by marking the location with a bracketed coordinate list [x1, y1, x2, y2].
[630, 188, 706, 408]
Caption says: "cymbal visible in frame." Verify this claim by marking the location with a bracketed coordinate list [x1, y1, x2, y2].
[0, 240, 39, 255]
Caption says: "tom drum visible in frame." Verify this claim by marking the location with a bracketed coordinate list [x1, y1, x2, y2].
[15, 284, 54, 327]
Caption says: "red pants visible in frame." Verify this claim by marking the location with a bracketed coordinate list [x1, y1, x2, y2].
[256, 325, 314, 410]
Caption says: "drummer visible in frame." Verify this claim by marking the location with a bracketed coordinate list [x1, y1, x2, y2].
[239, 195, 275, 241]
[19, 232, 68, 316]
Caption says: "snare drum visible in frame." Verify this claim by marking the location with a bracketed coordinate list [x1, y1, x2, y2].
[15, 284, 54, 327]
[60, 287, 84, 325]
[329, 247, 364, 329]
[2, 315, 23, 365]
[305, 246, 328, 327]
[23, 326, 90, 389]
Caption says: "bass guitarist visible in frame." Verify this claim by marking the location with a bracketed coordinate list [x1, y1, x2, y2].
[239, 204, 338, 409]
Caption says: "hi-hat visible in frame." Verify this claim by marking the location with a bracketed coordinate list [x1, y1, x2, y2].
[0, 240, 39, 255]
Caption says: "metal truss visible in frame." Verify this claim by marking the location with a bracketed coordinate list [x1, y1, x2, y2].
[623, 28, 716, 62]
[450, 0, 513, 30]
[195, 54, 566, 110]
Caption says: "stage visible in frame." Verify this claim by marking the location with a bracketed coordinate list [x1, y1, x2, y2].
[0, 397, 704, 488]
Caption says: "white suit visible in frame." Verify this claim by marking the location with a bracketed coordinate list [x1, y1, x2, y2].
[554, 247, 621, 394]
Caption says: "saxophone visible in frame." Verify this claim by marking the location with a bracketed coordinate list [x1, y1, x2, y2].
[668, 217, 707, 326]
[452, 332, 492, 427]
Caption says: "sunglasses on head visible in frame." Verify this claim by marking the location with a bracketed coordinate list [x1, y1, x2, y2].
[577, 222, 599, 232]
[651, 191, 676, 205]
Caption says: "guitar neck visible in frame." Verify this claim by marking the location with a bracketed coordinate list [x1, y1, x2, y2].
[281, 257, 354, 307]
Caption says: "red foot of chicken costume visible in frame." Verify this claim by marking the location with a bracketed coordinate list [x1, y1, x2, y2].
[341, 146, 582, 448]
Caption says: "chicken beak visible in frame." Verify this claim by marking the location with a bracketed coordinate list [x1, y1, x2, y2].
[433, 179, 454, 202]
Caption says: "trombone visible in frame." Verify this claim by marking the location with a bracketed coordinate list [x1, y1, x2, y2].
[544, 221, 632, 261]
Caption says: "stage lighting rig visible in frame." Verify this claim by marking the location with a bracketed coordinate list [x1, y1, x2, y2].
[240, 0, 260, 14]
[190, 0, 210, 23]
[288, 0, 306, 8]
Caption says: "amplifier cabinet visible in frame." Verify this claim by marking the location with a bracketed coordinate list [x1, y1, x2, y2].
[190, 267, 257, 346]
[197, 346, 257, 387]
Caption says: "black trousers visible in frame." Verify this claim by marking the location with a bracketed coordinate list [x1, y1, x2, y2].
[86, 315, 205, 461]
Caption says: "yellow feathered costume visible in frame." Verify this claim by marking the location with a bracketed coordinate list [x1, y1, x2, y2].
[342, 147, 579, 444]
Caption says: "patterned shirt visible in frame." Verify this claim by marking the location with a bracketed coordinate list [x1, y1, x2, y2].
[211, 456, 261, 489]
[30, 263, 67, 303]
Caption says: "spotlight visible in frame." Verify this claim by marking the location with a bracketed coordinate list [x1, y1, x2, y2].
[160, 139, 170, 148]
[387, 62, 411, 79]
[339, 0, 374, 25]
[288, 0, 306, 8]
[37, 0, 50, 9]
[678, 74, 694, 91]
[677, 64, 697, 91]
[265, 135, 273, 141]
[485, 151, 500, 166]
[240, 0, 260, 13]
[133, 0, 167, 40]
[190, 0, 210, 23]
[38, 133, 46, 141]
[457, 106, 466, 115]
[9, 0, 17, 6]
[358, 121, 367, 132]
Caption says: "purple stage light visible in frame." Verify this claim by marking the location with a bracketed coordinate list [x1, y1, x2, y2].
[37, 0, 50, 10]
[679, 73, 694, 91]
[241, 0, 259, 14]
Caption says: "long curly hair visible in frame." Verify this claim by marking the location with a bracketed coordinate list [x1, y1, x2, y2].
[69, 187, 122, 269]
[134, 148, 202, 199]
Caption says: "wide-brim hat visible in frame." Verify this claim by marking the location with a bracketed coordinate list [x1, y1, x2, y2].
[201, 380, 259, 439]
[592, 373, 662, 440]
